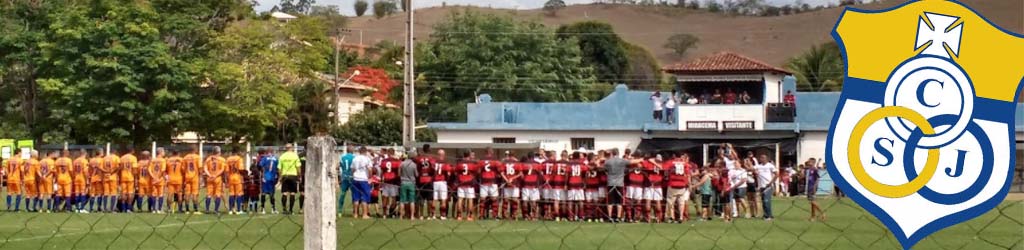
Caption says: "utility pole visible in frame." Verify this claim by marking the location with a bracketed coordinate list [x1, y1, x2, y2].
[333, 31, 341, 126]
[402, 0, 416, 148]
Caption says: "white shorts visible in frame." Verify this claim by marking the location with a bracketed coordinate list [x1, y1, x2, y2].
[585, 190, 600, 201]
[667, 188, 690, 205]
[597, 187, 607, 198]
[542, 188, 553, 200]
[479, 184, 499, 198]
[522, 188, 540, 201]
[503, 187, 520, 198]
[457, 187, 476, 199]
[432, 182, 449, 201]
[644, 187, 663, 201]
[382, 184, 399, 197]
[626, 186, 644, 200]
[567, 189, 585, 201]
[550, 189, 566, 201]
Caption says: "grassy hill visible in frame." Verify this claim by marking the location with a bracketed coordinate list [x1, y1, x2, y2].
[345, 0, 1022, 67]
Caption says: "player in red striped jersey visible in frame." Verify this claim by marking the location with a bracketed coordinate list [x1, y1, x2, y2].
[645, 155, 667, 223]
[566, 152, 588, 222]
[431, 150, 453, 220]
[540, 152, 556, 220]
[585, 152, 603, 222]
[500, 151, 522, 220]
[550, 151, 570, 221]
[477, 148, 501, 219]
[454, 152, 479, 221]
[665, 153, 695, 222]
[520, 154, 542, 221]
[378, 148, 403, 219]
[415, 147, 436, 220]
[625, 152, 648, 222]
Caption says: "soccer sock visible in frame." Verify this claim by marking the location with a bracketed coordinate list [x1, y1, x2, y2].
[147, 197, 154, 211]
[288, 196, 295, 213]
[5, 195, 10, 210]
[270, 196, 276, 210]
[136, 196, 143, 211]
[215, 197, 222, 212]
[205, 197, 211, 212]
[299, 194, 304, 210]
[158, 198, 164, 211]
[14, 195, 21, 211]
[238, 197, 245, 212]
[228, 197, 235, 212]
[110, 196, 118, 211]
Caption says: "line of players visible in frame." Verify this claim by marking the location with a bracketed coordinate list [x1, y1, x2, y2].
[361, 145, 700, 223]
[0, 146, 265, 215]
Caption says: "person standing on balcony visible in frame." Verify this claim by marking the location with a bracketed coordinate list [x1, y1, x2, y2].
[650, 91, 664, 122]
[664, 90, 678, 124]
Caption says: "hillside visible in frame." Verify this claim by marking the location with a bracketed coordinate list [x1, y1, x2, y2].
[345, 0, 1023, 67]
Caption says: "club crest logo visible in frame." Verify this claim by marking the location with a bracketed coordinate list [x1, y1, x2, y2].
[827, 0, 1024, 249]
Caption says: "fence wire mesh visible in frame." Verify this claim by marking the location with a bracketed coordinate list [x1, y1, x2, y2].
[336, 177, 1024, 250]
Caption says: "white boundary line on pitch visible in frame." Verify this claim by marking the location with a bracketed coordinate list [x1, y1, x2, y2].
[3, 215, 292, 243]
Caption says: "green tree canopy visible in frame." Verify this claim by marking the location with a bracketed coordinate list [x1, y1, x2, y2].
[332, 108, 435, 146]
[556, 21, 630, 84]
[354, 0, 369, 17]
[415, 10, 596, 122]
[786, 41, 844, 92]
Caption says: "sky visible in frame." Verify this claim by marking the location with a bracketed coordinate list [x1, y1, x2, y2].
[254, 0, 843, 16]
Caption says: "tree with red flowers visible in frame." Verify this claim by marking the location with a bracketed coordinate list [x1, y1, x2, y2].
[346, 66, 397, 104]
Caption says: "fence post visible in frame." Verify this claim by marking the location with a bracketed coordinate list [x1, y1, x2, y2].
[305, 136, 339, 250]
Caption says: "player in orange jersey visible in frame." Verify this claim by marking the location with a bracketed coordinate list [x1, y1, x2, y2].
[226, 148, 246, 214]
[203, 146, 227, 214]
[136, 151, 151, 212]
[23, 150, 40, 212]
[102, 150, 120, 212]
[88, 150, 105, 212]
[72, 149, 90, 213]
[149, 148, 168, 213]
[119, 148, 138, 212]
[182, 146, 202, 214]
[4, 149, 24, 212]
[166, 149, 185, 213]
[38, 151, 58, 213]
[56, 150, 74, 212]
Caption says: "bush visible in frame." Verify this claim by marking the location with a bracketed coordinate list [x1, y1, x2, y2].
[664, 33, 699, 57]
[373, 0, 398, 19]
[543, 0, 566, 16]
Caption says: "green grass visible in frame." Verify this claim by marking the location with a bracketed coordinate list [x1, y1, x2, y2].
[338, 197, 1024, 250]
[0, 196, 1019, 249]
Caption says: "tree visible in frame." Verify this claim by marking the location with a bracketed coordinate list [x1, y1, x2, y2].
[347, 66, 398, 104]
[544, 0, 566, 16]
[664, 33, 699, 57]
[279, 0, 296, 13]
[197, 20, 297, 142]
[309, 5, 347, 36]
[296, 0, 316, 13]
[415, 10, 596, 122]
[354, 0, 369, 17]
[556, 21, 630, 84]
[35, 1, 199, 145]
[332, 108, 435, 145]
[706, 0, 722, 12]
[622, 43, 663, 90]
[786, 42, 844, 92]
[373, 0, 398, 19]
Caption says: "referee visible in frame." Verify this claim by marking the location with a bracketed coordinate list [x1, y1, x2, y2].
[279, 144, 302, 215]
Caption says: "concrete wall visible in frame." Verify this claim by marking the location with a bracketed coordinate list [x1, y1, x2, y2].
[798, 131, 828, 163]
[677, 104, 765, 130]
[336, 91, 365, 124]
[435, 130, 643, 152]
[763, 72, 785, 103]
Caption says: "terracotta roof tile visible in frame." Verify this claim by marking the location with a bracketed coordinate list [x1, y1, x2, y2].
[663, 52, 792, 74]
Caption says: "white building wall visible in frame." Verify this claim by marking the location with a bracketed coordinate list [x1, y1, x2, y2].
[799, 131, 829, 163]
[435, 130, 642, 152]
[763, 72, 784, 103]
[336, 92, 365, 124]
[678, 105, 765, 130]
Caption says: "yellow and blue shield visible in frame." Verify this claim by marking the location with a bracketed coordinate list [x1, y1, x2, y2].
[827, 0, 1023, 248]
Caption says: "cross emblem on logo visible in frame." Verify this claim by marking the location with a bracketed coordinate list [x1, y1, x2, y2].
[916, 12, 964, 58]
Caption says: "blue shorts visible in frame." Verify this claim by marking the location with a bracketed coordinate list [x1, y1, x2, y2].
[262, 180, 277, 194]
[352, 181, 371, 203]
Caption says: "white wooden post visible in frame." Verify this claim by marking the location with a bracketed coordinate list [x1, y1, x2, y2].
[305, 136, 338, 250]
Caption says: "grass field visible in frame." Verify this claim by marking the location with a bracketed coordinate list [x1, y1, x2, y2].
[0, 196, 1019, 249]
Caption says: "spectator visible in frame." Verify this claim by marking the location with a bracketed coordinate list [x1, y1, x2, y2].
[351, 147, 375, 219]
[724, 88, 737, 104]
[711, 89, 723, 104]
[754, 154, 777, 221]
[700, 91, 711, 104]
[650, 91, 664, 122]
[739, 91, 752, 104]
[802, 158, 825, 222]
[664, 90, 678, 124]
[686, 92, 699, 105]
[399, 148, 419, 220]
[784, 90, 796, 105]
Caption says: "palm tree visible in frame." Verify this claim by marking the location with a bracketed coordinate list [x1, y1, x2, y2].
[786, 42, 845, 92]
